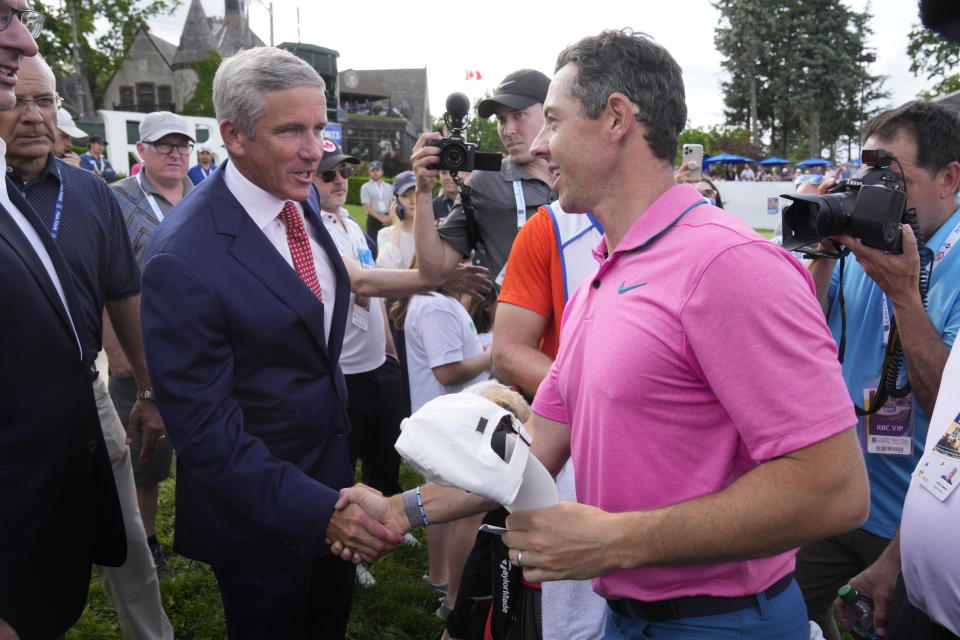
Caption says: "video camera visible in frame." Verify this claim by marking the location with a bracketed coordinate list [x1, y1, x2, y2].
[780, 149, 908, 255]
[428, 93, 502, 173]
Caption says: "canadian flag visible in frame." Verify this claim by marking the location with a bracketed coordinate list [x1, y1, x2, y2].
[465, 70, 482, 81]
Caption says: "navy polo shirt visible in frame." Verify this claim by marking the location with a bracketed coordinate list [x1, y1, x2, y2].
[9, 154, 140, 363]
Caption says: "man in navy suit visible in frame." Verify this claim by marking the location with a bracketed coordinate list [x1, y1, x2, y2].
[139, 47, 418, 639]
[0, 4, 126, 639]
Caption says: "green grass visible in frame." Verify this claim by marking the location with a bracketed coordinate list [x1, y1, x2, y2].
[67, 464, 445, 640]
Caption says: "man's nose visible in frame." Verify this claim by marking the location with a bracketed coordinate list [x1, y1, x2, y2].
[530, 126, 550, 161]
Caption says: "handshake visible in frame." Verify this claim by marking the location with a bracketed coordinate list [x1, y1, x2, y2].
[323, 483, 410, 564]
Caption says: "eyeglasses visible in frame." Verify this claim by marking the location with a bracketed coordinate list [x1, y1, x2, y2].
[144, 140, 194, 156]
[0, 1, 44, 37]
[319, 166, 353, 183]
[14, 93, 60, 111]
[698, 188, 717, 199]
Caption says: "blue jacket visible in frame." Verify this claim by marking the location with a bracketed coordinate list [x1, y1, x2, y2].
[140, 162, 354, 570]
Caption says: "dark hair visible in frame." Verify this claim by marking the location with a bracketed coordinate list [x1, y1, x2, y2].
[555, 29, 687, 162]
[862, 100, 960, 177]
[697, 177, 723, 209]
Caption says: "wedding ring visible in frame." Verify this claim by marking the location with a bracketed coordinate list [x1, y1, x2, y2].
[517, 550, 524, 568]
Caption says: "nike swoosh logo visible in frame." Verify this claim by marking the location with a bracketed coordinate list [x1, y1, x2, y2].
[618, 281, 647, 294]
[498, 81, 516, 89]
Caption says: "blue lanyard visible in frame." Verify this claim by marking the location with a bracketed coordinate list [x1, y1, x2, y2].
[27, 162, 66, 239]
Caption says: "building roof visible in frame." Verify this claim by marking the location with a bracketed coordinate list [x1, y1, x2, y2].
[173, 0, 215, 67]
[934, 87, 960, 112]
[147, 30, 178, 67]
[339, 69, 391, 99]
[349, 68, 430, 132]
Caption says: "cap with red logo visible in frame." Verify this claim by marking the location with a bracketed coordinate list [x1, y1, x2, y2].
[318, 138, 359, 173]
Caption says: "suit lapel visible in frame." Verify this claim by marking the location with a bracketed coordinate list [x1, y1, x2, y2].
[208, 168, 333, 362]
[0, 179, 84, 347]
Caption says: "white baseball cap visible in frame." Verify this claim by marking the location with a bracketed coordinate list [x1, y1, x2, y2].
[138, 111, 194, 143]
[56, 108, 87, 139]
[395, 393, 557, 511]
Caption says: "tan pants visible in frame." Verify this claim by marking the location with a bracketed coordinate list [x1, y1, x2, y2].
[92, 376, 174, 640]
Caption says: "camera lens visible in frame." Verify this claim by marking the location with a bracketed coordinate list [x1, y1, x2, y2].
[441, 144, 466, 170]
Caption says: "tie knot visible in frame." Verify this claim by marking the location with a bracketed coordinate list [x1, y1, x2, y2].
[279, 200, 301, 224]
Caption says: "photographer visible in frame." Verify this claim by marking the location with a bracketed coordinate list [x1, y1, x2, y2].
[413, 70, 556, 286]
[797, 100, 960, 640]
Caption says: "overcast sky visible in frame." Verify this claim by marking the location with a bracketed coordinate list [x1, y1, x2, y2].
[150, 0, 934, 129]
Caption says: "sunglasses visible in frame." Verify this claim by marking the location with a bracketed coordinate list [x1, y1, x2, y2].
[319, 166, 353, 183]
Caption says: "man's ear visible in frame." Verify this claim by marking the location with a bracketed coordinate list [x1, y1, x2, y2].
[938, 161, 960, 201]
[605, 92, 637, 143]
[220, 119, 246, 159]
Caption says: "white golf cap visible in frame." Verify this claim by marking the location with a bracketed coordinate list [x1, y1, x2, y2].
[56, 108, 87, 139]
[396, 393, 557, 510]
[138, 111, 194, 143]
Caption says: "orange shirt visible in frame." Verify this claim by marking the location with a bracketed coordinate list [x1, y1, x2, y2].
[497, 207, 567, 359]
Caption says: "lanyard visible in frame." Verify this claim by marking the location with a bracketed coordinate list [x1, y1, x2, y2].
[136, 172, 166, 222]
[880, 219, 960, 348]
[46, 163, 65, 239]
[512, 179, 526, 229]
[92, 154, 104, 172]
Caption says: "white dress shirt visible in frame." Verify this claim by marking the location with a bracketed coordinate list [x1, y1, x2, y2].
[224, 161, 336, 343]
[0, 138, 82, 357]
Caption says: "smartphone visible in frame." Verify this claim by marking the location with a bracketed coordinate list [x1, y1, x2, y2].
[682, 144, 704, 180]
[478, 524, 508, 536]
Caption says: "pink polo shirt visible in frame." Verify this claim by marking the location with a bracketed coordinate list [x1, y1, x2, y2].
[532, 184, 855, 601]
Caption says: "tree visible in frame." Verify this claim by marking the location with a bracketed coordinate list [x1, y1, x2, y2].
[35, 0, 181, 117]
[715, 0, 887, 159]
[907, 24, 960, 99]
[181, 51, 223, 118]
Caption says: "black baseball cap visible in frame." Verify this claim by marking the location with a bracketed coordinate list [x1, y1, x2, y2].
[89, 135, 107, 145]
[317, 138, 359, 173]
[477, 69, 550, 119]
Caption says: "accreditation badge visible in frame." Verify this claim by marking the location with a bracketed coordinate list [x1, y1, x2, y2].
[914, 411, 960, 502]
[862, 384, 914, 456]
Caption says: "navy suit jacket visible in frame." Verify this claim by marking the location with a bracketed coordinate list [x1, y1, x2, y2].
[140, 162, 355, 571]
[0, 178, 125, 639]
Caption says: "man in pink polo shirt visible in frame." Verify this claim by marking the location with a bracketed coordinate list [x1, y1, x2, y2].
[332, 29, 870, 640]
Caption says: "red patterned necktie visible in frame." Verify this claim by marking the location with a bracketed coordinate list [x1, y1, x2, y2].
[278, 201, 324, 302]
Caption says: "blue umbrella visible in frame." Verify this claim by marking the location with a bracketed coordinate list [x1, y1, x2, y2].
[703, 152, 755, 165]
[758, 157, 793, 166]
[795, 157, 834, 167]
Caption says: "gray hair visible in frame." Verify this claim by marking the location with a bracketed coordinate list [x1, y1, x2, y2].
[213, 47, 326, 138]
[556, 29, 686, 162]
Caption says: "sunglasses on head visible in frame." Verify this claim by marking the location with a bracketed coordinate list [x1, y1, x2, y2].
[319, 166, 353, 183]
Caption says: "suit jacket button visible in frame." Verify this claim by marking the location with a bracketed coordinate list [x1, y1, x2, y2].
[87, 438, 97, 453]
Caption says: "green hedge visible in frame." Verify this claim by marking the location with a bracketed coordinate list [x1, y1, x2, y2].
[347, 176, 392, 206]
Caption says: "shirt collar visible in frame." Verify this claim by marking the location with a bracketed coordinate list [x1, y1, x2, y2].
[928, 205, 960, 250]
[612, 183, 709, 254]
[224, 159, 302, 230]
[6, 152, 61, 186]
[139, 167, 193, 200]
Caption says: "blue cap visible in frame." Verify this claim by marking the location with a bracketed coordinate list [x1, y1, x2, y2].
[393, 170, 416, 196]
[369, 160, 383, 170]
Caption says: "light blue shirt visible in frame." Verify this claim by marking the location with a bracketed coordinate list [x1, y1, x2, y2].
[827, 206, 960, 538]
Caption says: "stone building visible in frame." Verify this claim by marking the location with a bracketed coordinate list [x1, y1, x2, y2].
[101, 0, 263, 114]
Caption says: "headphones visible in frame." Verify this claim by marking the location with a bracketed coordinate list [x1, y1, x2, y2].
[395, 195, 406, 221]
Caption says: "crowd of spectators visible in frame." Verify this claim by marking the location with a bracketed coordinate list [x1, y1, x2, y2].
[3, 9, 960, 640]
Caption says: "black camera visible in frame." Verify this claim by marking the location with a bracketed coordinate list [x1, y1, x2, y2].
[780, 149, 907, 254]
[427, 92, 502, 173]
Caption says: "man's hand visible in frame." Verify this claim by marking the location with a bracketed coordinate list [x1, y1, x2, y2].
[325, 484, 407, 562]
[0, 618, 19, 640]
[324, 497, 404, 564]
[502, 501, 621, 582]
[833, 549, 900, 637]
[126, 399, 166, 460]
[61, 151, 81, 167]
[411, 132, 444, 191]
[439, 261, 492, 302]
[834, 225, 921, 307]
